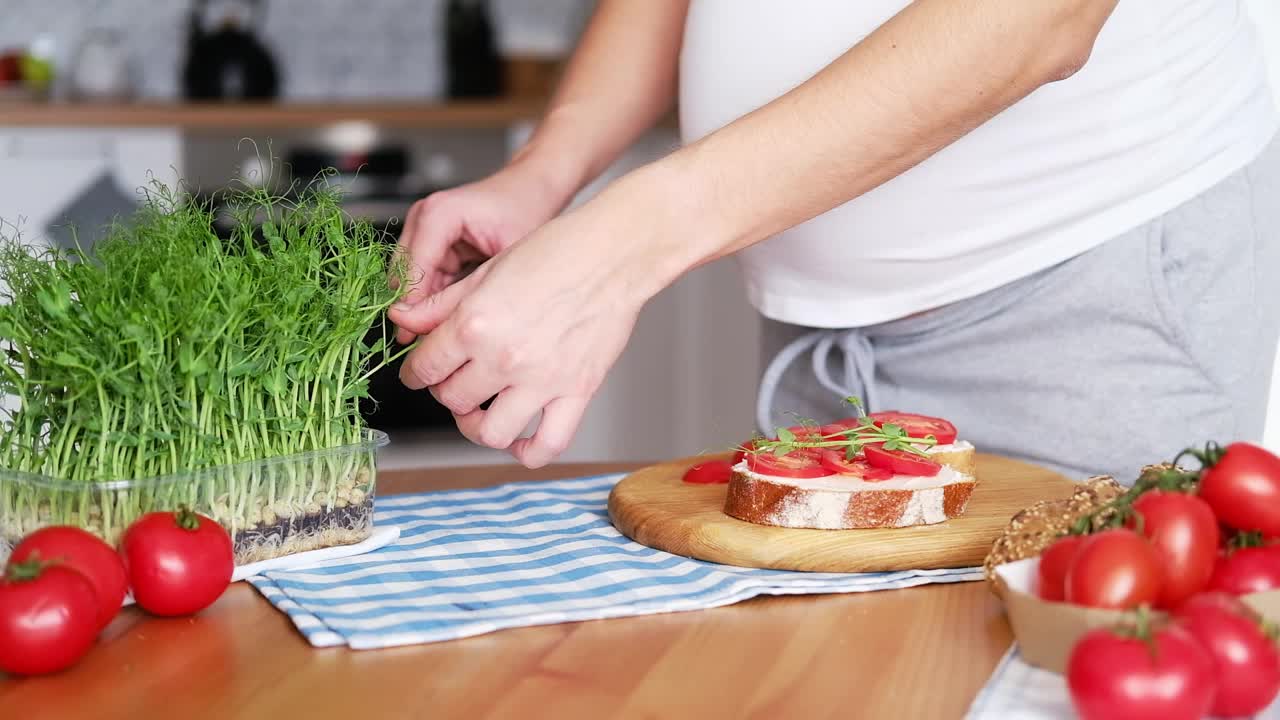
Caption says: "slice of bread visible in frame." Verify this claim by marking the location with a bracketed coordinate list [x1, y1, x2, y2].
[723, 443, 978, 530]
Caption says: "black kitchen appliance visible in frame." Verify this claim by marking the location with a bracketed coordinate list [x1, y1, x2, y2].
[445, 0, 503, 98]
[182, 0, 280, 100]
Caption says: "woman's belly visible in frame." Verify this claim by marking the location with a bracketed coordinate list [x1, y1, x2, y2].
[678, 0, 1280, 327]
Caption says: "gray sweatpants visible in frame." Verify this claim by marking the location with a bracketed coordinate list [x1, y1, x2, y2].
[757, 132, 1280, 484]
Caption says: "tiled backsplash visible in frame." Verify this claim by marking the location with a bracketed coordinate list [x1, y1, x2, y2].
[0, 0, 590, 100]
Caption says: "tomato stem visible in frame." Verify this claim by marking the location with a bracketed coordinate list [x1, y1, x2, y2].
[1227, 529, 1267, 552]
[1124, 605, 1162, 661]
[1069, 465, 1201, 535]
[1172, 441, 1227, 471]
[3, 556, 47, 582]
[174, 504, 201, 531]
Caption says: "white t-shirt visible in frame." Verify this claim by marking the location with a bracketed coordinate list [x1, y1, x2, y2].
[678, 0, 1280, 328]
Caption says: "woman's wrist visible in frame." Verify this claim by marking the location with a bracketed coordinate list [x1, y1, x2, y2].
[502, 141, 585, 217]
[505, 103, 618, 213]
[565, 152, 729, 308]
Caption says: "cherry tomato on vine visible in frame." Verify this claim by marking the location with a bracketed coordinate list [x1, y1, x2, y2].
[1066, 620, 1215, 720]
[1064, 529, 1164, 610]
[1124, 491, 1219, 608]
[1206, 545, 1280, 595]
[1196, 442, 1280, 536]
[1175, 592, 1280, 717]
[1037, 534, 1084, 602]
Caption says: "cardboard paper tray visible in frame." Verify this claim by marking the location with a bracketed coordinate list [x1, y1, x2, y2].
[991, 556, 1280, 674]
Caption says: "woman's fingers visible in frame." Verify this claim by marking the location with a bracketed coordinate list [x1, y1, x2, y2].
[396, 196, 465, 305]
[454, 388, 546, 450]
[427, 359, 504, 416]
[395, 292, 473, 391]
[509, 395, 589, 468]
[389, 261, 484, 339]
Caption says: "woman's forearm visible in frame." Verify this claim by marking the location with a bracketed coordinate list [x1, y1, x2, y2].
[508, 0, 690, 206]
[589, 0, 1119, 295]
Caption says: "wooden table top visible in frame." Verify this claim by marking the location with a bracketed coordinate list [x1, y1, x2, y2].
[0, 462, 1015, 720]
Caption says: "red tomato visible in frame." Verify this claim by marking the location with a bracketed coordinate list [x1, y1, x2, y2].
[10, 525, 128, 631]
[1124, 491, 1219, 608]
[746, 449, 833, 479]
[1065, 529, 1164, 609]
[119, 507, 234, 617]
[0, 559, 99, 675]
[819, 422, 851, 436]
[866, 411, 958, 445]
[1206, 545, 1280, 595]
[1037, 534, 1085, 602]
[1066, 622, 1215, 720]
[784, 425, 826, 442]
[682, 459, 734, 484]
[1175, 592, 1280, 717]
[863, 444, 941, 477]
[1198, 442, 1280, 536]
[818, 450, 893, 480]
[820, 418, 864, 436]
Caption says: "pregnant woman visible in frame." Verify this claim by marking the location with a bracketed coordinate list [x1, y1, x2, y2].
[389, 0, 1280, 481]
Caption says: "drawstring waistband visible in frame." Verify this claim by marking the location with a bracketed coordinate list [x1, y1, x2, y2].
[755, 328, 878, 435]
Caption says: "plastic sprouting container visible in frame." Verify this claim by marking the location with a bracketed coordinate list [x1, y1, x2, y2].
[0, 430, 389, 566]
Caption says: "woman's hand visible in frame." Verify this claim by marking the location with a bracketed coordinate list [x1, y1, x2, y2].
[387, 195, 666, 467]
[392, 159, 573, 345]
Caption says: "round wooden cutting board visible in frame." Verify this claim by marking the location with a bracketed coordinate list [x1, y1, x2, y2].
[607, 452, 1077, 572]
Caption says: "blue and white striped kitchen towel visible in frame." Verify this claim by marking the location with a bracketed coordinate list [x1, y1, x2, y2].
[247, 472, 984, 649]
[965, 645, 1280, 719]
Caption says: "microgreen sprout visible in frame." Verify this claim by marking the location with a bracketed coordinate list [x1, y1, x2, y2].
[736, 396, 937, 461]
[0, 172, 410, 559]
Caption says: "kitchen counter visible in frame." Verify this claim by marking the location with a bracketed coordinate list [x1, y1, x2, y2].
[0, 462, 1012, 719]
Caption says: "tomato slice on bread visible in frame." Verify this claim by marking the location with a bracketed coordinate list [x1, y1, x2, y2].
[746, 449, 834, 478]
[820, 419, 862, 436]
[731, 440, 758, 466]
[784, 425, 827, 442]
[818, 450, 893, 480]
[866, 411, 957, 445]
[864, 444, 942, 477]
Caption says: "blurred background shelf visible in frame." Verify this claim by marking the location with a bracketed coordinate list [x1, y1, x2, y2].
[0, 99, 548, 129]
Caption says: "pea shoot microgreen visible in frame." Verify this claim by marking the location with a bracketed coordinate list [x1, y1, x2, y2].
[0, 171, 412, 548]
